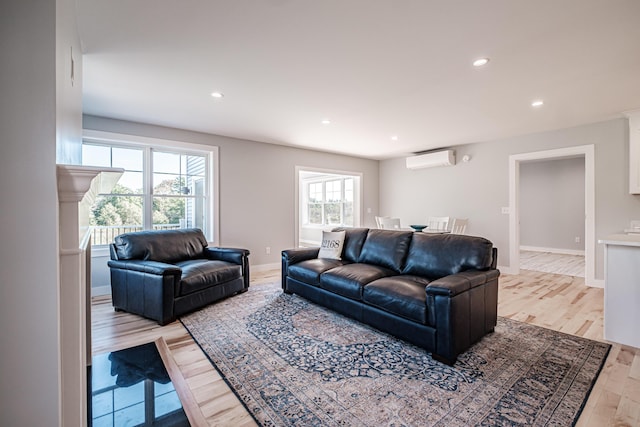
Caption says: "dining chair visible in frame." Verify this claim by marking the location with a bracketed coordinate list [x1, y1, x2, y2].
[379, 217, 401, 229]
[450, 218, 468, 234]
[427, 216, 450, 232]
[374, 216, 390, 229]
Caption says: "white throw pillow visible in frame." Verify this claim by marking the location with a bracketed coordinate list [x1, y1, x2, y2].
[318, 230, 346, 260]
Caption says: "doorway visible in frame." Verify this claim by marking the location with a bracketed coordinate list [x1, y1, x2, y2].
[508, 145, 596, 286]
[519, 157, 585, 277]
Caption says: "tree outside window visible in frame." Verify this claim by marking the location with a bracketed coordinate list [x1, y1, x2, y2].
[82, 143, 209, 244]
[304, 177, 354, 227]
[308, 182, 323, 225]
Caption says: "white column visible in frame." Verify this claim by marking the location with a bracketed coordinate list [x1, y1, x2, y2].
[57, 165, 122, 427]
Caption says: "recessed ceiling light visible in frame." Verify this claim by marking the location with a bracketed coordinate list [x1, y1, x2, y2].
[531, 100, 544, 107]
[473, 58, 490, 67]
[391, 135, 398, 141]
[211, 92, 224, 99]
[321, 119, 331, 125]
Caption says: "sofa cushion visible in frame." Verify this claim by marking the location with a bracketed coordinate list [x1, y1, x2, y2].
[363, 275, 431, 324]
[114, 228, 208, 263]
[358, 229, 413, 272]
[288, 258, 346, 286]
[175, 259, 241, 296]
[320, 263, 396, 300]
[402, 233, 494, 280]
[332, 227, 369, 262]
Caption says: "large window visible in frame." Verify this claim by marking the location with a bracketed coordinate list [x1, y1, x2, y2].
[82, 136, 214, 245]
[298, 169, 361, 246]
[306, 178, 354, 226]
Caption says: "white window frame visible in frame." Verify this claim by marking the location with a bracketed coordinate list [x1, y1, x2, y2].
[82, 130, 220, 246]
[295, 166, 362, 247]
[304, 177, 355, 227]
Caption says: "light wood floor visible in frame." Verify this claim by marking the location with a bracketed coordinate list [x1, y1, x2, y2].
[520, 250, 585, 277]
[92, 268, 640, 426]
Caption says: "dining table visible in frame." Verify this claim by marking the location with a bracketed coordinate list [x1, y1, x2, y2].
[400, 227, 450, 234]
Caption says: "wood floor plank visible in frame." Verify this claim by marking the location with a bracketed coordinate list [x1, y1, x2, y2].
[92, 265, 640, 426]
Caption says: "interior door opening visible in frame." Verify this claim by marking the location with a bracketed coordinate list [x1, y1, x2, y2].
[518, 157, 586, 277]
[508, 145, 596, 286]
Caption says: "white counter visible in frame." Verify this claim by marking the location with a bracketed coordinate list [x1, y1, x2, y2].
[599, 234, 640, 348]
[600, 233, 640, 247]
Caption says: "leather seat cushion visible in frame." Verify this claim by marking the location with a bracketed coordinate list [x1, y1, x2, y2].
[358, 229, 413, 272]
[331, 227, 370, 262]
[363, 275, 431, 324]
[288, 258, 346, 286]
[320, 263, 396, 300]
[402, 233, 495, 279]
[175, 259, 241, 296]
[114, 228, 208, 263]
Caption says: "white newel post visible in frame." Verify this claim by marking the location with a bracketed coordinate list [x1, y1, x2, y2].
[56, 165, 123, 427]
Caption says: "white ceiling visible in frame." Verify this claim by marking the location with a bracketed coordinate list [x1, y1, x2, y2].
[77, 0, 640, 160]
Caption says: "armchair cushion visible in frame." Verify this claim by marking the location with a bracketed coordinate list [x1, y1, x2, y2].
[106, 259, 182, 276]
[175, 259, 242, 297]
[114, 228, 207, 263]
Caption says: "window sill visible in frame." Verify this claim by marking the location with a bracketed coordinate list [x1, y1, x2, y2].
[91, 246, 111, 257]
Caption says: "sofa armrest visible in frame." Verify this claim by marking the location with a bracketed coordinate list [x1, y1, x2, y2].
[426, 269, 500, 297]
[107, 259, 182, 276]
[282, 247, 320, 264]
[107, 259, 182, 325]
[204, 247, 251, 290]
[205, 247, 250, 264]
[281, 247, 320, 290]
[425, 268, 500, 365]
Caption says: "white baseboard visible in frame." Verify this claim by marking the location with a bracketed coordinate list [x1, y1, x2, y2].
[586, 278, 605, 288]
[520, 245, 585, 256]
[91, 246, 111, 257]
[91, 285, 111, 297]
[497, 265, 518, 275]
[251, 262, 281, 273]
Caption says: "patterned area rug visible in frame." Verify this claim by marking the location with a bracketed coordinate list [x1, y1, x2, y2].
[180, 282, 610, 426]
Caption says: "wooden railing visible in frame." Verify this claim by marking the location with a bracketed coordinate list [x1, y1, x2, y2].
[91, 224, 181, 245]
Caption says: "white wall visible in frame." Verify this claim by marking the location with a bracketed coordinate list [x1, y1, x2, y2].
[83, 115, 380, 273]
[380, 118, 640, 280]
[0, 0, 77, 424]
[56, 0, 84, 164]
[520, 157, 585, 252]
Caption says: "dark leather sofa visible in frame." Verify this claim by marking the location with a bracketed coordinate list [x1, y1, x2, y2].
[108, 228, 250, 325]
[281, 228, 499, 365]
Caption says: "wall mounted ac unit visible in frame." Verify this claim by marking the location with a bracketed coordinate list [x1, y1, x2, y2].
[406, 149, 455, 169]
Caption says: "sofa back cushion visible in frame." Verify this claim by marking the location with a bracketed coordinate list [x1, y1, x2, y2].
[114, 228, 208, 263]
[332, 227, 369, 262]
[402, 233, 494, 279]
[358, 229, 413, 272]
